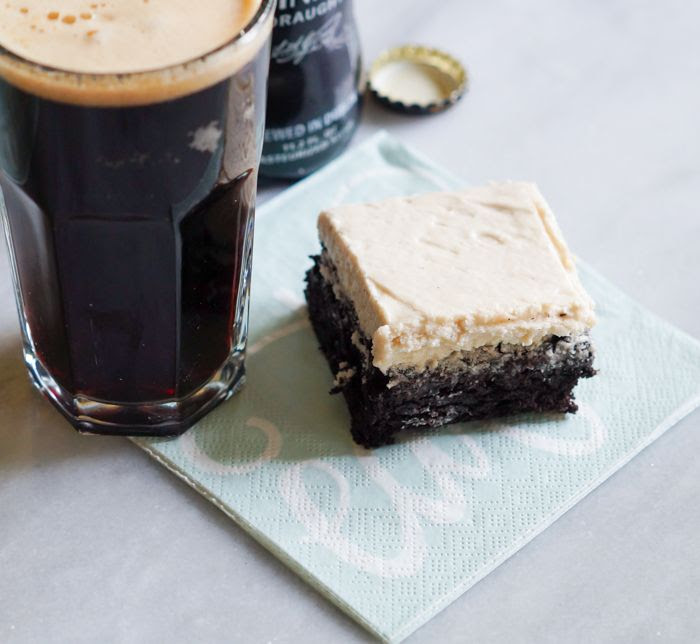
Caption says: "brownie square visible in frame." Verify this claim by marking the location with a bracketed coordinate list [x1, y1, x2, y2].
[304, 183, 597, 447]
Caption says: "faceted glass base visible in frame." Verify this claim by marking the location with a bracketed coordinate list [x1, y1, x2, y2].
[23, 345, 246, 437]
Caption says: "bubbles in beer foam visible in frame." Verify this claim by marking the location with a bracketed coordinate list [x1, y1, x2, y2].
[0, 0, 262, 74]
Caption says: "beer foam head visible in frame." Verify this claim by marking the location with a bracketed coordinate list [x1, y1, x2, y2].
[0, 0, 270, 106]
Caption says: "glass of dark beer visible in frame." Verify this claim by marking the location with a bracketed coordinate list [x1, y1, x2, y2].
[0, 0, 275, 436]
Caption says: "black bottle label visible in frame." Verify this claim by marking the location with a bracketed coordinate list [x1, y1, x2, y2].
[261, 0, 362, 178]
[272, 1, 351, 64]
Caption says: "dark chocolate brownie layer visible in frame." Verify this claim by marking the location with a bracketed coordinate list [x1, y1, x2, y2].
[305, 255, 596, 448]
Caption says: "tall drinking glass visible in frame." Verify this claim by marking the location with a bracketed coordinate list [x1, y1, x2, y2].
[0, 0, 275, 435]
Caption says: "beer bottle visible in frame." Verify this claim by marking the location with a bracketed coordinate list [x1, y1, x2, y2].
[260, 0, 363, 179]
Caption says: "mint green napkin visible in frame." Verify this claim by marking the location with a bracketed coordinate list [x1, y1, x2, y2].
[135, 132, 700, 643]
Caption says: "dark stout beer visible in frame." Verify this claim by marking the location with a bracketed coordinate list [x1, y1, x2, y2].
[0, 0, 274, 435]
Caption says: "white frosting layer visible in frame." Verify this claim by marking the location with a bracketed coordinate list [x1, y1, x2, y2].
[318, 182, 596, 373]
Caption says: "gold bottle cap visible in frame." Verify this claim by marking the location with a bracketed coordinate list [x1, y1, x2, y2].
[367, 45, 468, 115]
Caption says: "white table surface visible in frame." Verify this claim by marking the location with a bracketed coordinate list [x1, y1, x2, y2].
[1, 1, 699, 642]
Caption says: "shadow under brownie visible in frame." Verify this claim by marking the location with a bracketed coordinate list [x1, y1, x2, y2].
[304, 183, 597, 447]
